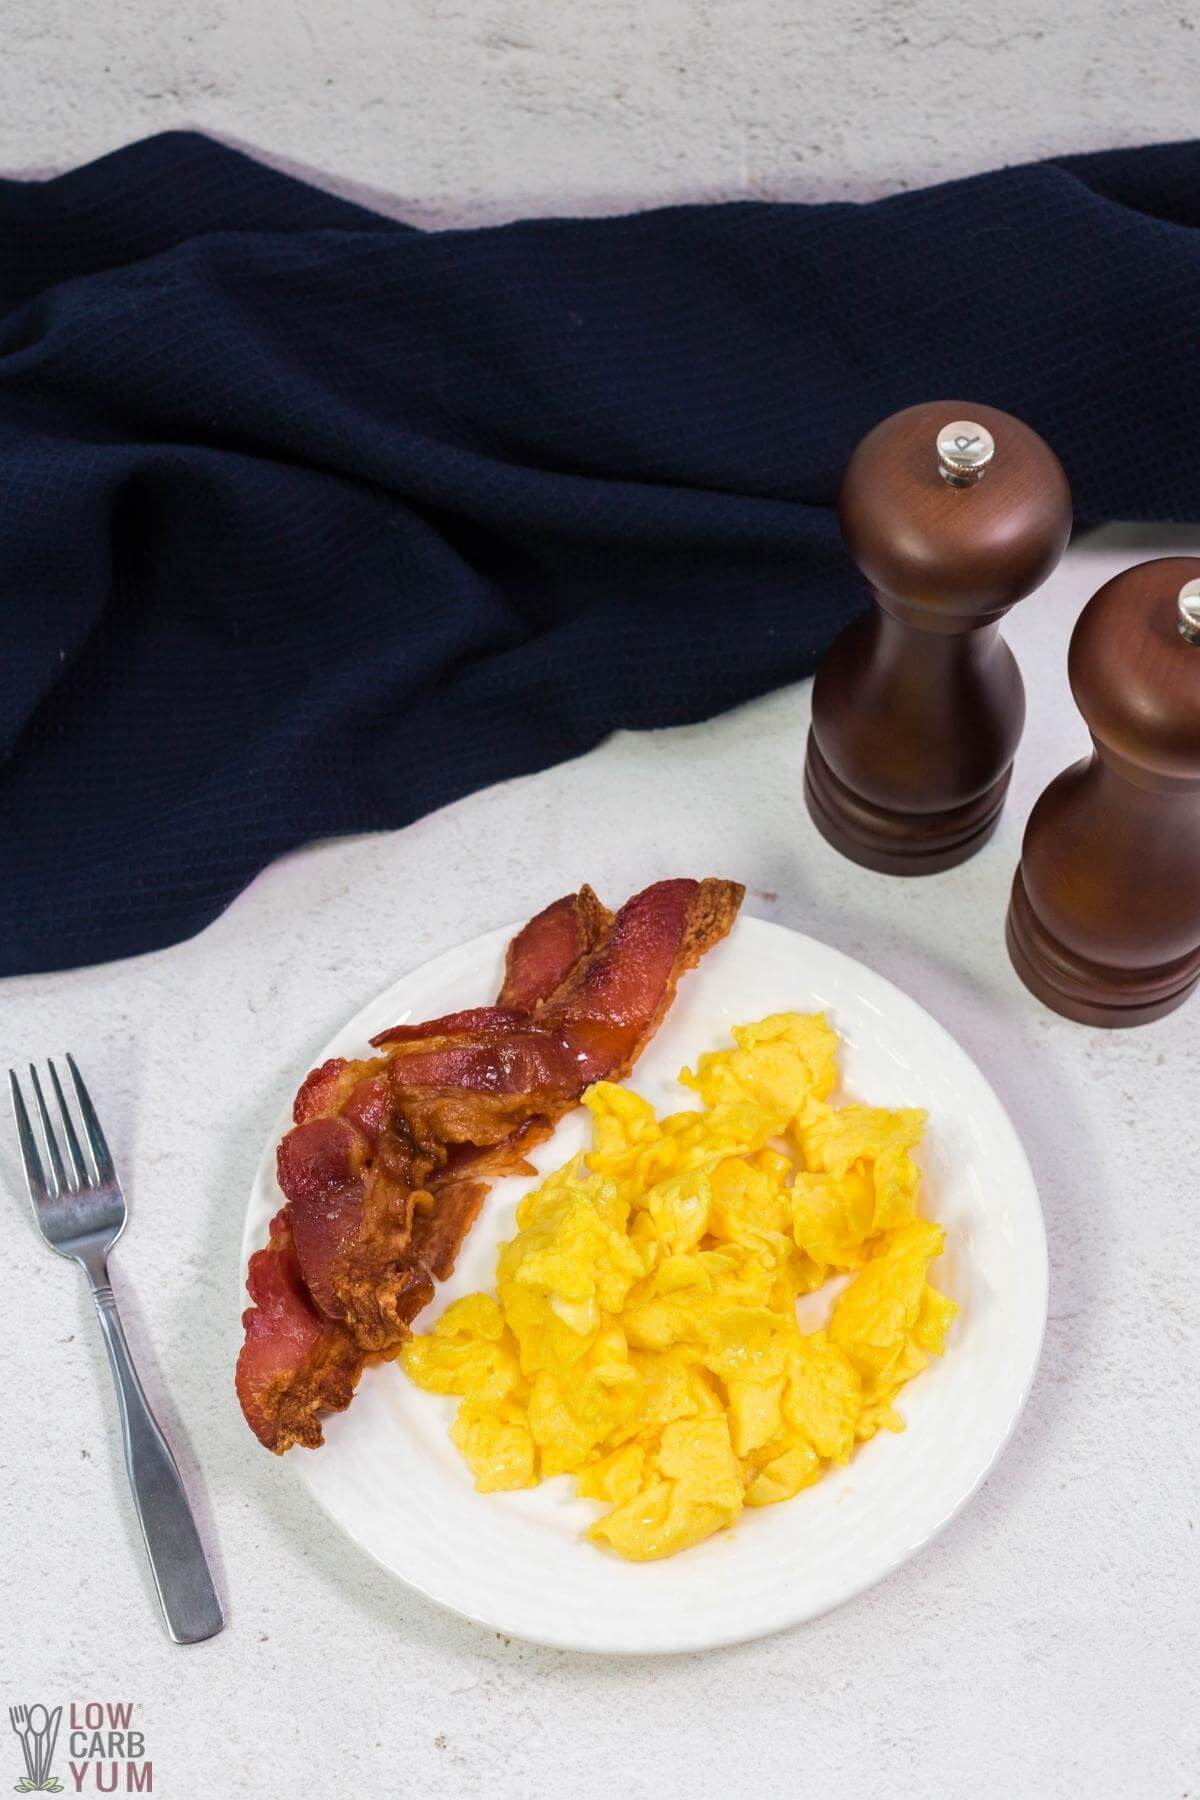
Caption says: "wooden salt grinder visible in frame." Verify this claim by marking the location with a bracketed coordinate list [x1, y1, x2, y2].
[805, 401, 1072, 873]
[1007, 558, 1200, 1027]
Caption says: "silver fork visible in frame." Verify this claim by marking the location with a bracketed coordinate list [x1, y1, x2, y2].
[10, 1056, 223, 1645]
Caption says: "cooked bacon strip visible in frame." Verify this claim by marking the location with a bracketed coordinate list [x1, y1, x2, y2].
[278, 889, 618, 1319]
[241, 887, 613, 1447]
[387, 878, 744, 1146]
[384, 1032, 577, 1150]
[370, 887, 613, 1054]
[369, 1007, 530, 1049]
[541, 879, 741, 1074]
[306, 1120, 440, 1349]
[235, 1208, 363, 1453]
[342, 1123, 551, 1344]
[278, 1116, 373, 1319]
[293, 1057, 390, 1129]
[238, 879, 743, 1452]
[301, 877, 743, 1311]
[498, 884, 613, 1010]
[406, 1178, 488, 1284]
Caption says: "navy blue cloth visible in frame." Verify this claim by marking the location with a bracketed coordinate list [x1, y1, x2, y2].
[1, 134, 1198, 975]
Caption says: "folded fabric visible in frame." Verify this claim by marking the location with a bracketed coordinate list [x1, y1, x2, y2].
[1, 132, 1197, 975]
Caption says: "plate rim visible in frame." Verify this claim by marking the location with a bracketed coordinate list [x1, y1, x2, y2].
[240, 914, 1048, 1654]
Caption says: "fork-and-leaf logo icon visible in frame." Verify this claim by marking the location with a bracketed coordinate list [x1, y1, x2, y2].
[7, 1707, 63, 1794]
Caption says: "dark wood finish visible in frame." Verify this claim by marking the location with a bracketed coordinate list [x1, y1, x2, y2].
[805, 401, 1072, 874]
[1007, 555, 1200, 1027]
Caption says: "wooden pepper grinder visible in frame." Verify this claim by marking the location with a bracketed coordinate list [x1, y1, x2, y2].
[805, 401, 1072, 873]
[1007, 558, 1200, 1026]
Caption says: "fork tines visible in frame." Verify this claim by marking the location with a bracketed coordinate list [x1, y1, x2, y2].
[9, 1055, 115, 1209]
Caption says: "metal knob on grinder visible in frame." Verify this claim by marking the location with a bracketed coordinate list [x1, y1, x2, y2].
[936, 419, 995, 486]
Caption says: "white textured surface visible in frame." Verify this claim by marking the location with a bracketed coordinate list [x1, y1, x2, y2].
[3, 527, 1199, 1795]
[240, 919, 1047, 1654]
[1, 1, 1198, 224]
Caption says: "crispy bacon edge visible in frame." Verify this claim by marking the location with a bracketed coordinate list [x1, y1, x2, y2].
[235, 1208, 363, 1454]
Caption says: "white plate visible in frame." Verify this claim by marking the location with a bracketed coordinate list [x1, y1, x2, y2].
[241, 916, 1046, 1654]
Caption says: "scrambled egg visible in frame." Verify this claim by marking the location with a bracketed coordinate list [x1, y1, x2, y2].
[401, 1013, 956, 1560]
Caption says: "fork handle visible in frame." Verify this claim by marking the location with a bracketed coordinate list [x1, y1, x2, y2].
[89, 1278, 224, 1644]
